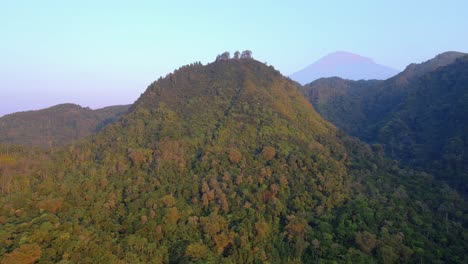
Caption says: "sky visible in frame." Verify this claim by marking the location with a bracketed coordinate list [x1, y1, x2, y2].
[1, 0, 467, 116]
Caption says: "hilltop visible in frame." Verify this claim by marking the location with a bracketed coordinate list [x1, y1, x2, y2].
[0, 56, 466, 263]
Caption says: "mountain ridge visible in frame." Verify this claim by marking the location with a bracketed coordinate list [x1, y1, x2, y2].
[393, 51, 467, 85]
[0, 57, 466, 263]
[302, 52, 468, 193]
[0, 103, 130, 148]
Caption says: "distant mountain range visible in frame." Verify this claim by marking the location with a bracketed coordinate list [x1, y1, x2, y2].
[290, 51, 399, 85]
[0, 103, 129, 148]
[302, 51, 468, 193]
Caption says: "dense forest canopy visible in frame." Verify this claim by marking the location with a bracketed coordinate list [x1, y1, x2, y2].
[0, 57, 466, 263]
[302, 53, 468, 194]
[0, 104, 129, 148]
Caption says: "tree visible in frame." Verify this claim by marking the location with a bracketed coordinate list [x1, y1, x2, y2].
[255, 221, 270, 240]
[165, 207, 180, 225]
[1, 244, 42, 264]
[216, 52, 230, 61]
[262, 146, 276, 160]
[241, 50, 252, 59]
[229, 148, 242, 164]
[234, 51, 240, 59]
[355, 231, 377, 254]
[185, 243, 210, 261]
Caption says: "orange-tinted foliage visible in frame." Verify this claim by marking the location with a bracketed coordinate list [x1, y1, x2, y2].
[1, 244, 41, 264]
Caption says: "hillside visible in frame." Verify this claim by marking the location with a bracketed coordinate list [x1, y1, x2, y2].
[290, 51, 399, 85]
[302, 52, 468, 194]
[395, 51, 467, 83]
[0, 58, 466, 263]
[0, 104, 130, 148]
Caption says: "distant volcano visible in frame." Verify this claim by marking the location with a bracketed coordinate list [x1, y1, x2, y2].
[290, 51, 399, 85]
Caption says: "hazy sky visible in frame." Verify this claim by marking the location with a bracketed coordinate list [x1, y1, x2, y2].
[1, 0, 467, 116]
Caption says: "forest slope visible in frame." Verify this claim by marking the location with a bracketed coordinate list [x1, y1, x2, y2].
[303, 52, 468, 194]
[0, 58, 466, 263]
[0, 104, 130, 148]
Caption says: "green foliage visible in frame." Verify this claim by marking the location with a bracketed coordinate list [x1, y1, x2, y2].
[303, 54, 468, 194]
[0, 59, 466, 263]
[0, 103, 129, 148]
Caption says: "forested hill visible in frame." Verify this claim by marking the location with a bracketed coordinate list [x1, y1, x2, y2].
[0, 56, 466, 263]
[302, 53, 468, 194]
[395, 51, 467, 83]
[0, 103, 130, 148]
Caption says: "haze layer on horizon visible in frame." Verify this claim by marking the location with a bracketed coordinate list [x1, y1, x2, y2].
[1, 0, 467, 116]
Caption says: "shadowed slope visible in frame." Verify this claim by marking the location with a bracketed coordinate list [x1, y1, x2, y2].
[0, 104, 130, 148]
[302, 52, 468, 193]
